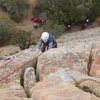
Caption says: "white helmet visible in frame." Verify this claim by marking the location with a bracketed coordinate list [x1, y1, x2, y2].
[41, 32, 49, 41]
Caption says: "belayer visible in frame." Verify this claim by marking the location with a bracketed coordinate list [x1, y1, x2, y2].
[29, 15, 44, 29]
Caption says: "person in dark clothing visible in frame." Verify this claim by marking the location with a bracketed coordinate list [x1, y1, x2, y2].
[81, 19, 89, 30]
[37, 32, 57, 53]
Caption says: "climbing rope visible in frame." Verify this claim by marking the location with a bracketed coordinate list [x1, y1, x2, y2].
[0, 53, 21, 69]
[0, 39, 57, 82]
[0, 52, 42, 82]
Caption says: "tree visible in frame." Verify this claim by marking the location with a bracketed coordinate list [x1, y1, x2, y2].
[0, 0, 29, 22]
[34, 0, 94, 24]
[93, 0, 100, 16]
[48, 0, 94, 24]
[0, 16, 15, 45]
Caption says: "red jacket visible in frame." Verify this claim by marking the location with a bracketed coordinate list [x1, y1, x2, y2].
[33, 18, 38, 23]
[39, 18, 44, 22]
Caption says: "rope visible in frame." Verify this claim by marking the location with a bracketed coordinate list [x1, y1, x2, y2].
[0, 58, 14, 68]
[0, 52, 42, 82]
[0, 54, 20, 69]
[0, 37, 57, 82]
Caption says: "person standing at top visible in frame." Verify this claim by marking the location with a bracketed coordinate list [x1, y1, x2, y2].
[29, 15, 44, 29]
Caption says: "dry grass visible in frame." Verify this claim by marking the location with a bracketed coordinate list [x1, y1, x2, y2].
[29, 0, 37, 5]
[0, 8, 10, 19]
[0, 45, 20, 57]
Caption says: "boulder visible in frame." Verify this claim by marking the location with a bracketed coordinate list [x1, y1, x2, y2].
[90, 49, 100, 78]
[37, 43, 92, 80]
[0, 82, 32, 100]
[43, 68, 100, 84]
[0, 48, 37, 84]
[23, 67, 36, 94]
[78, 80, 100, 98]
[30, 79, 99, 100]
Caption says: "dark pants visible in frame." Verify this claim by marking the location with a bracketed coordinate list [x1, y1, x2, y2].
[40, 42, 57, 52]
[40, 43, 47, 52]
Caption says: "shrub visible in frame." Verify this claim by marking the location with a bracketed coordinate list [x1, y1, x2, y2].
[47, 0, 94, 24]
[43, 20, 65, 37]
[94, 0, 100, 16]
[0, 0, 29, 22]
[0, 16, 16, 46]
[16, 29, 28, 43]
[33, 0, 100, 28]
[16, 29, 32, 50]
[31, 40, 37, 45]
[32, 0, 49, 19]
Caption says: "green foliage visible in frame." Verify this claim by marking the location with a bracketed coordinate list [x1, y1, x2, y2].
[16, 29, 29, 44]
[43, 20, 65, 37]
[16, 29, 32, 49]
[0, 16, 15, 45]
[31, 40, 37, 45]
[32, 0, 48, 18]
[33, 0, 100, 24]
[47, 0, 94, 24]
[0, 0, 29, 22]
[94, 0, 100, 16]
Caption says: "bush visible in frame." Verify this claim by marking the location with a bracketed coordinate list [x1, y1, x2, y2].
[0, 0, 29, 22]
[0, 16, 16, 46]
[32, 0, 49, 19]
[94, 0, 100, 16]
[43, 20, 65, 37]
[16, 29, 32, 50]
[33, 0, 100, 27]
[48, 0, 94, 24]
[31, 40, 37, 45]
[16, 29, 28, 43]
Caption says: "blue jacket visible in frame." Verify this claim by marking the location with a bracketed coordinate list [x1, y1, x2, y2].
[38, 34, 57, 50]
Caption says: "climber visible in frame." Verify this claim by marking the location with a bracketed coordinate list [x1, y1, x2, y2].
[37, 32, 57, 53]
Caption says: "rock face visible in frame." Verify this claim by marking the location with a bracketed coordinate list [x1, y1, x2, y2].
[90, 49, 100, 78]
[78, 80, 100, 98]
[30, 28, 100, 100]
[0, 82, 32, 100]
[0, 48, 37, 89]
[36, 43, 92, 80]
[0, 45, 20, 58]
[30, 68, 100, 100]
[24, 67, 36, 93]
[30, 79, 100, 100]
[1, 27, 100, 100]
[41, 68, 100, 84]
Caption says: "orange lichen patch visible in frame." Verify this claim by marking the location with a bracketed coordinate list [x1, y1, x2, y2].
[93, 56, 100, 65]
[45, 67, 57, 74]
[66, 55, 73, 67]
[91, 66, 100, 72]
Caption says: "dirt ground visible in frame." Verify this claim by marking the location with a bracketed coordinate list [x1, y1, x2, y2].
[0, 45, 20, 58]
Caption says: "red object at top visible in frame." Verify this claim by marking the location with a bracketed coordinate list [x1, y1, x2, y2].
[29, 15, 44, 23]
[29, 15, 38, 23]
[33, 18, 38, 23]
[39, 18, 44, 22]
